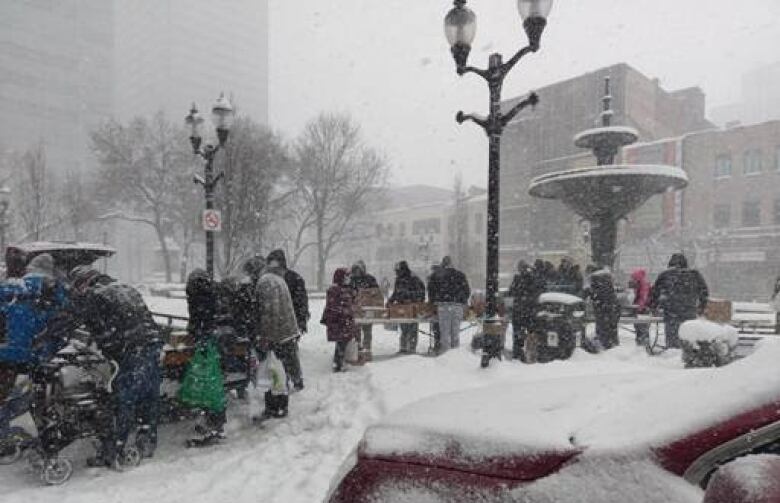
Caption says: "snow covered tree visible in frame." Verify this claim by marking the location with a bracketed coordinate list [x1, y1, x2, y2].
[13, 142, 54, 241]
[291, 113, 389, 290]
[90, 112, 191, 282]
[213, 116, 289, 276]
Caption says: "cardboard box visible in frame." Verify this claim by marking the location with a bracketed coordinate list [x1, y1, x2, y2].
[387, 303, 415, 319]
[356, 287, 384, 308]
[704, 298, 732, 324]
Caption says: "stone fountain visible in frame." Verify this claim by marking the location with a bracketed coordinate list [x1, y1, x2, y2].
[528, 77, 688, 268]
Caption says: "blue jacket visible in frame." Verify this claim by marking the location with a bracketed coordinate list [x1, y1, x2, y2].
[0, 274, 67, 364]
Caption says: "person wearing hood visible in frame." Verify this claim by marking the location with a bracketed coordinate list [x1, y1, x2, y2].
[428, 256, 470, 353]
[266, 249, 309, 334]
[64, 265, 163, 465]
[388, 261, 425, 353]
[0, 254, 67, 400]
[508, 260, 542, 361]
[590, 267, 620, 350]
[321, 268, 358, 372]
[629, 268, 652, 346]
[258, 256, 303, 401]
[350, 260, 381, 361]
[557, 257, 583, 296]
[650, 253, 708, 349]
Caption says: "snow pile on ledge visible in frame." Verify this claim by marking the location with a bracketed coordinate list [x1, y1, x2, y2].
[679, 319, 739, 347]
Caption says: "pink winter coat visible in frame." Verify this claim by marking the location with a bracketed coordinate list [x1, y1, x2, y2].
[322, 268, 359, 343]
[630, 268, 651, 313]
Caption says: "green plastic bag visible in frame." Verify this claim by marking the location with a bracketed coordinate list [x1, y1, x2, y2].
[178, 339, 226, 412]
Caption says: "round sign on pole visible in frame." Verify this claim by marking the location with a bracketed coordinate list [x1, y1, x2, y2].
[202, 209, 222, 232]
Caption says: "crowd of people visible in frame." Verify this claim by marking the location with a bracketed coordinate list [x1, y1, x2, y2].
[507, 252, 710, 359]
[0, 246, 712, 472]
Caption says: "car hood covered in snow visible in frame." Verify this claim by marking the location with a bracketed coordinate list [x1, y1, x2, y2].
[360, 339, 780, 482]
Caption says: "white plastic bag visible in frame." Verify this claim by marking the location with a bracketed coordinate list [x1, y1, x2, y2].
[345, 338, 360, 365]
[256, 351, 288, 396]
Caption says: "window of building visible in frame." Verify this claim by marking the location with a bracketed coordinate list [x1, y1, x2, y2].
[742, 199, 761, 227]
[743, 149, 762, 175]
[774, 199, 780, 225]
[399, 222, 406, 236]
[412, 218, 441, 235]
[713, 204, 730, 228]
[714, 154, 732, 178]
[775, 146, 780, 172]
[474, 213, 483, 234]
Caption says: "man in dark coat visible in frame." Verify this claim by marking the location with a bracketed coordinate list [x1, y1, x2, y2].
[650, 253, 709, 349]
[426, 264, 442, 354]
[67, 266, 163, 465]
[350, 260, 381, 360]
[509, 260, 542, 360]
[388, 261, 425, 353]
[556, 257, 584, 296]
[428, 256, 470, 353]
[266, 250, 309, 334]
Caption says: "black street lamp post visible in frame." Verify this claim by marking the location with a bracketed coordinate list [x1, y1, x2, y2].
[185, 93, 235, 279]
[444, 0, 553, 368]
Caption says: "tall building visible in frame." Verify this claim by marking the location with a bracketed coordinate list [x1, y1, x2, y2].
[709, 61, 780, 128]
[499, 63, 713, 280]
[114, 0, 269, 124]
[0, 0, 114, 173]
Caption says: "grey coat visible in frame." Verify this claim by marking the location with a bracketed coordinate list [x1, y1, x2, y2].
[256, 268, 299, 345]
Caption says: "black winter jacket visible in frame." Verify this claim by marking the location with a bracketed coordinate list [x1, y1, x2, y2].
[650, 267, 709, 319]
[428, 267, 470, 304]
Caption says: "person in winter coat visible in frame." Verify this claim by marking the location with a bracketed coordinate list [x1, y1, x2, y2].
[261, 255, 304, 392]
[350, 260, 381, 361]
[266, 250, 309, 334]
[66, 266, 163, 465]
[590, 268, 620, 350]
[0, 254, 67, 400]
[388, 261, 425, 353]
[629, 268, 652, 346]
[509, 260, 543, 361]
[428, 256, 470, 353]
[556, 257, 584, 296]
[322, 268, 358, 372]
[650, 253, 709, 349]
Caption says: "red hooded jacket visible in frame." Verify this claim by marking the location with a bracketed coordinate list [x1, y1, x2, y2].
[630, 268, 652, 313]
[322, 268, 359, 343]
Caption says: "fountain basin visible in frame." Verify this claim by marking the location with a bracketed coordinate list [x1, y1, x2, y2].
[528, 164, 688, 221]
[574, 126, 639, 150]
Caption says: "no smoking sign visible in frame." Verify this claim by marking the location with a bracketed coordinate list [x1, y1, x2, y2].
[202, 209, 222, 232]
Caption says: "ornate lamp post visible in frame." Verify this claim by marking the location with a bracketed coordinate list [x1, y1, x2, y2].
[444, 0, 553, 367]
[185, 93, 235, 279]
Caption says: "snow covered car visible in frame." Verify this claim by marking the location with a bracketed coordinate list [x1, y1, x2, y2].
[4, 241, 116, 278]
[702, 454, 780, 503]
[326, 340, 780, 503]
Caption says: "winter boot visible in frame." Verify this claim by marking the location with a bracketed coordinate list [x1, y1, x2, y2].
[262, 390, 289, 419]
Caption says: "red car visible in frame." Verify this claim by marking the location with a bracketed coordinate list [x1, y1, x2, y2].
[327, 340, 780, 502]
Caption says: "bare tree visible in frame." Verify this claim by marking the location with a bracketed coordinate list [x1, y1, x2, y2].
[59, 170, 99, 241]
[90, 112, 191, 282]
[291, 113, 389, 289]
[213, 116, 289, 276]
[13, 142, 54, 241]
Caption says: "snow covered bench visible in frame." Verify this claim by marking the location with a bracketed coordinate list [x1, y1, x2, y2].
[730, 302, 778, 334]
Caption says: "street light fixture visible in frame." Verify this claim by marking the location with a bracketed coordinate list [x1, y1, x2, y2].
[185, 93, 234, 279]
[444, 0, 553, 368]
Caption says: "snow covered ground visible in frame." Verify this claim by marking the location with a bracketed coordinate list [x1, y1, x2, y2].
[0, 298, 764, 502]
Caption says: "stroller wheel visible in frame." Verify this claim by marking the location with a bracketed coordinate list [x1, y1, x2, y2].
[41, 457, 73, 485]
[0, 442, 22, 465]
[114, 446, 142, 471]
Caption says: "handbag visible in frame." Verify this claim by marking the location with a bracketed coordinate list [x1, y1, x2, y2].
[178, 339, 226, 412]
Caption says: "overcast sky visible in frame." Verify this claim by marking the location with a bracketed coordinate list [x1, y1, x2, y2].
[268, 0, 780, 189]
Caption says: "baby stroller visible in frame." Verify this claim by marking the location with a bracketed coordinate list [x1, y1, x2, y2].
[0, 378, 36, 465]
[23, 339, 144, 484]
